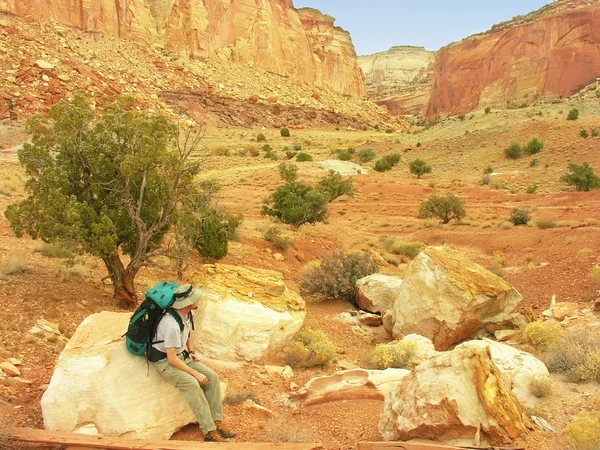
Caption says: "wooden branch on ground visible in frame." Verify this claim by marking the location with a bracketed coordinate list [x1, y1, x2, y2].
[10, 428, 323, 450]
[357, 441, 524, 450]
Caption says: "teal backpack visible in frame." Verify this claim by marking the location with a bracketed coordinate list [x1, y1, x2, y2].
[124, 282, 179, 357]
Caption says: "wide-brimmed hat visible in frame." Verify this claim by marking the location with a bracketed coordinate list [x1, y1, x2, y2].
[172, 284, 202, 309]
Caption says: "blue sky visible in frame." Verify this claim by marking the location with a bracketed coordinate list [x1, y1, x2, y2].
[293, 0, 552, 55]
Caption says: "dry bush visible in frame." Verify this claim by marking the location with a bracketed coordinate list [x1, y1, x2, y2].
[0, 179, 18, 196]
[32, 242, 73, 258]
[0, 255, 29, 277]
[543, 328, 600, 383]
[212, 145, 230, 156]
[263, 226, 293, 251]
[267, 417, 311, 443]
[382, 238, 423, 259]
[536, 219, 557, 229]
[591, 265, 600, 282]
[55, 264, 88, 280]
[521, 321, 562, 351]
[283, 328, 336, 368]
[529, 374, 552, 398]
[0, 413, 16, 450]
[223, 381, 261, 406]
[563, 411, 600, 450]
[499, 220, 514, 230]
[370, 340, 417, 369]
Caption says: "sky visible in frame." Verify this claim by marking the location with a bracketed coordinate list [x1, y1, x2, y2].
[293, 0, 552, 55]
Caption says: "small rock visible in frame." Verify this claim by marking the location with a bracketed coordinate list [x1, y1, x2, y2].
[243, 399, 273, 419]
[0, 362, 20, 377]
[495, 330, 518, 342]
[35, 60, 55, 70]
[273, 253, 284, 261]
[290, 382, 299, 391]
[41, 74, 50, 82]
[337, 359, 360, 371]
[0, 19, 9, 27]
[281, 366, 294, 379]
[357, 311, 383, 327]
[7, 358, 21, 366]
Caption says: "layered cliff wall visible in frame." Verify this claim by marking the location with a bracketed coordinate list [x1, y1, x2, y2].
[426, 1, 600, 120]
[0, 0, 365, 97]
[358, 46, 434, 115]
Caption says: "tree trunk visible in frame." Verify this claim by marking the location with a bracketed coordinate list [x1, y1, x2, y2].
[102, 254, 137, 307]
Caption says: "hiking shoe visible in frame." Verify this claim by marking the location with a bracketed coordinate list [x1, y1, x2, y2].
[215, 420, 236, 439]
[204, 430, 228, 442]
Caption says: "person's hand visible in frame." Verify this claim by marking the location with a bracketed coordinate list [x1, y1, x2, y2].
[194, 372, 208, 385]
[190, 352, 201, 362]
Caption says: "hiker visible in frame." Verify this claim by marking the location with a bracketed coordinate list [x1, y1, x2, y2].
[148, 284, 236, 442]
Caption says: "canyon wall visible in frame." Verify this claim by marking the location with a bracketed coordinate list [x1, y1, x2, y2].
[358, 46, 434, 115]
[426, 1, 600, 120]
[0, 0, 365, 96]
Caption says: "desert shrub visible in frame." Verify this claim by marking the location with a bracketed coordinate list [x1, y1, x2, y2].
[592, 128, 599, 137]
[409, 159, 432, 178]
[483, 166, 494, 174]
[526, 183, 539, 193]
[358, 148, 375, 163]
[190, 209, 243, 260]
[261, 182, 327, 227]
[337, 149, 352, 161]
[213, 145, 230, 156]
[529, 158, 540, 167]
[223, 390, 261, 406]
[382, 238, 423, 259]
[374, 153, 401, 172]
[504, 143, 522, 159]
[592, 265, 600, 282]
[525, 138, 544, 154]
[567, 108, 580, 120]
[292, 143, 302, 151]
[419, 193, 466, 224]
[262, 144, 272, 152]
[563, 411, 600, 450]
[529, 374, 552, 398]
[385, 128, 394, 134]
[0, 179, 18, 196]
[264, 149, 278, 160]
[278, 162, 298, 183]
[485, 107, 491, 114]
[0, 254, 28, 277]
[296, 152, 313, 162]
[416, 142, 422, 147]
[263, 226, 293, 251]
[56, 263, 88, 280]
[268, 417, 311, 443]
[371, 340, 418, 369]
[521, 321, 562, 351]
[285, 151, 298, 160]
[510, 208, 531, 225]
[580, 129, 589, 139]
[34, 242, 73, 258]
[458, 114, 466, 121]
[562, 162, 600, 191]
[245, 145, 260, 157]
[280, 127, 290, 137]
[543, 328, 600, 383]
[480, 174, 492, 186]
[536, 219, 557, 229]
[316, 170, 355, 202]
[257, 133, 267, 142]
[299, 251, 377, 305]
[284, 328, 336, 368]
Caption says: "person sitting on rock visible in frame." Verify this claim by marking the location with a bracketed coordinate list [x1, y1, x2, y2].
[148, 283, 236, 442]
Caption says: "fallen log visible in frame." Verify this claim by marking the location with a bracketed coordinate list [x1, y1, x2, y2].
[10, 428, 323, 450]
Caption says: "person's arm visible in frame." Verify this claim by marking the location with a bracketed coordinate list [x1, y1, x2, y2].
[166, 347, 207, 384]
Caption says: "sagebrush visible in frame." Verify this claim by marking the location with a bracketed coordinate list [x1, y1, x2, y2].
[284, 328, 336, 368]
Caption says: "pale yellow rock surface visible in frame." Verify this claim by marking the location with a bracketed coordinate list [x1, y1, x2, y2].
[355, 273, 403, 314]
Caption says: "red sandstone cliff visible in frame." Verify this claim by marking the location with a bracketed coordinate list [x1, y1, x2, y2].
[0, 0, 365, 97]
[426, 0, 600, 120]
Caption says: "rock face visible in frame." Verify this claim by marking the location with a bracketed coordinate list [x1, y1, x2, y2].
[41, 312, 196, 439]
[0, 0, 365, 97]
[379, 347, 531, 445]
[355, 273, 403, 314]
[426, 1, 600, 119]
[192, 264, 306, 361]
[390, 246, 522, 350]
[358, 46, 435, 115]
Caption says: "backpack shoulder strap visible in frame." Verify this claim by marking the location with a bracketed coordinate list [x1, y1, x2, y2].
[167, 308, 185, 332]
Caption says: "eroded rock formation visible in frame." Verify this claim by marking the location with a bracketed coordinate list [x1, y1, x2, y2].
[359, 46, 434, 115]
[426, 1, 600, 119]
[0, 0, 365, 96]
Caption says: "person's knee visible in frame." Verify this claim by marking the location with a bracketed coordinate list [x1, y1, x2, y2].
[204, 369, 219, 385]
[176, 375, 200, 392]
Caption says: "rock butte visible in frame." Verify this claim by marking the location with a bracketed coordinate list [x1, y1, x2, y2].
[0, 0, 365, 97]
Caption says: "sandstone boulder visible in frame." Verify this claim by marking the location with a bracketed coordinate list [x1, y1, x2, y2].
[318, 160, 366, 176]
[356, 273, 403, 313]
[391, 246, 522, 350]
[457, 339, 551, 410]
[287, 368, 410, 409]
[379, 347, 531, 446]
[41, 312, 196, 439]
[191, 264, 306, 361]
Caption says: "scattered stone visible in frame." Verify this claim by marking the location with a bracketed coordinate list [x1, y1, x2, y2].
[243, 399, 273, 419]
[495, 330, 518, 341]
[35, 60, 55, 70]
[264, 365, 285, 377]
[357, 311, 382, 327]
[281, 366, 294, 379]
[337, 359, 360, 371]
[531, 415, 555, 433]
[0, 362, 20, 377]
[273, 253, 284, 261]
[7, 358, 21, 366]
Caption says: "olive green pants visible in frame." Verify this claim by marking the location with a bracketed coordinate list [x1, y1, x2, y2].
[153, 354, 223, 434]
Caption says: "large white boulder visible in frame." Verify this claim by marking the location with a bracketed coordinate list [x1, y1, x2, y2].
[41, 312, 195, 439]
[391, 246, 522, 350]
[355, 273, 403, 314]
[379, 347, 531, 446]
[192, 264, 306, 361]
[457, 338, 551, 410]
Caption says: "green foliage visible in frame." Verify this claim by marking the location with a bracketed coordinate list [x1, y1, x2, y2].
[562, 162, 600, 191]
[521, 321, 562, 351]
[525, 138, 544, 154]
[3, 92, 202, 300]
[261, 182, 328, 227]
[292, 143, 302, 151]
[284, 328, 336, 368]
[567, 108, 580, 120]
[296, 152, 313, 162]
[357, 148, 375, 163]
[458, 114, 466, 121]
[262, 143, 272, 152]
[592, 128, 599, 137]
[285, 151, 297, 160]
[371, 340, 417, 369]
[300, 251, 377, 305]
[263, 226, 293, 251]
[483, 166, 494, 174]
[526, 183, 539, 194]
[337, 149, 352, 161]
[374, 153, 401, 172]
[416, 142, 422, 147]
[316, 170, 355, 201]
[485, 107, 491, 114]
[280, 127, 290, 138]
[278, 162, 298, 183]
[504, 142, 522, 159]
[257, 133, 267, 142]
[385, 128, 394, 134]
[264, 149, 278, 160]
[418, 193, 466, 224]
[580, 129, 589, 139]
[382, 238, 423, 259]
[529, 158, 540, 167]
[510, 208, 531, 225]
[409, 159, 432, 178]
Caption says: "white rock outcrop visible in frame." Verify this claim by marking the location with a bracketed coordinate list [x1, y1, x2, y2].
[391, 246, 522, 350]
[318, 160, 366, 175]
[355, 273, 403, 314]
